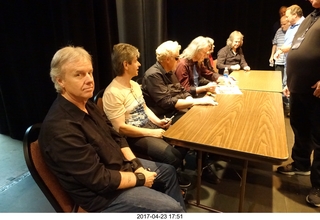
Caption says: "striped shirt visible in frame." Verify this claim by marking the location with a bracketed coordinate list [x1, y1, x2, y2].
[272, 28, 286, 65]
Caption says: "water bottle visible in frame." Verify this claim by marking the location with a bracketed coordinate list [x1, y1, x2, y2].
[223, 67, 229, 86]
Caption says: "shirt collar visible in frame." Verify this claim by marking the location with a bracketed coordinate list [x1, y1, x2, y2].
[155, 61, 170, 76]
[57, 94, 89, 121]
[291, 16, 305, 28]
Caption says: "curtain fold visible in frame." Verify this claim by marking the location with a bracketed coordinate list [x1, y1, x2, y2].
[116, 0, 167, 78]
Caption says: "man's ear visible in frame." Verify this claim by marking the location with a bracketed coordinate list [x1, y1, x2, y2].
[123, 60, 128, 70]
[57, 77, 64, 88]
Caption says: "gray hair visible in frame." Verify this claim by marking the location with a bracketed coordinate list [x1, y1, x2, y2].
[180, 36, 209, 59]
[156, 41, 181, 62]
[226, 31, 244, 47]
[50, 46, 92, 93]
[112, 43, 140, 76]
[206, 37, 214, 52]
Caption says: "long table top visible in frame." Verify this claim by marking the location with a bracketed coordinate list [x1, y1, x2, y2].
[230, 70, 282, 92]
[163, 90, 288, 165]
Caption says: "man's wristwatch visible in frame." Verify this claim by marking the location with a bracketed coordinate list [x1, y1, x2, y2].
[135, 173, 145, 186]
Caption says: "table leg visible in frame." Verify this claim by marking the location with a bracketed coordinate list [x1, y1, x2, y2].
[196, 150, 202, 205]
[186, 150, 228, 213]
[238, 160, 248, 212]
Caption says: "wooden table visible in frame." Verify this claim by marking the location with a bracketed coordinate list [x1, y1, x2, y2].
[230, 70, 282, 92]
[163, 90, 288, 212]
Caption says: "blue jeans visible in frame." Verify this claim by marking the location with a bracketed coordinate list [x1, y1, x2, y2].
[101, 159, 186, 212]
[275, 64, 289, 105]
[127, 121, 187, 169]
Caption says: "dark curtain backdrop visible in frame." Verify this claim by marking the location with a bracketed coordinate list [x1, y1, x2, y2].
[0, 0, 314, 141]
[0, 0, 119, 140]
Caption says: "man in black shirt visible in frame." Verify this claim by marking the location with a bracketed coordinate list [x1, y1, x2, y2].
[38, 46, 186, 212]
[277, 0, 320, 207]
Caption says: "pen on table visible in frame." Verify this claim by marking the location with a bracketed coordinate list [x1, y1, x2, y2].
[168, 115, 175, 120]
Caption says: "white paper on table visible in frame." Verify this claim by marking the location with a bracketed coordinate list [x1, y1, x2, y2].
[215, 85, 243, 94]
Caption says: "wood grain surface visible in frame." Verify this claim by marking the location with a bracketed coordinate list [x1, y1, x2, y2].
[230, 70, 282, 92]
[163, 90, 288, 164]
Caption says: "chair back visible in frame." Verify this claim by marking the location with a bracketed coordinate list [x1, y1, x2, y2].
[93, 88, 105, 112]
[212, 59, 219, 73]
[23, 124, 86, 212]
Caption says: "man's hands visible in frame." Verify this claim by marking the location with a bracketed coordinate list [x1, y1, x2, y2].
[229, 64, 249, 71]
[205, 82, 217, 93]
[243, 66, 250, 71]
[135, 167, 157, 188]
[274, 49, 283, 60]
[311, 81, 320, 98]
[149, 128, 167, 138]
[283, 85, 290, 98]
[158, 118, 171, 129]
[194, 95, 218, 106]
[230, 64, 240, 70]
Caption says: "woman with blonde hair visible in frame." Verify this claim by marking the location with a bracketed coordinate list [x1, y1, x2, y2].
[216, 30, 250, 74]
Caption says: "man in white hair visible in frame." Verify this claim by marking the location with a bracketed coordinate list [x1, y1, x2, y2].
[141, 40, 220, 184]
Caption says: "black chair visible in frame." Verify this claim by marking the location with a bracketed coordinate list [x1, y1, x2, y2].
[23, 123, 86, 213]
[93, 88, 105, 112]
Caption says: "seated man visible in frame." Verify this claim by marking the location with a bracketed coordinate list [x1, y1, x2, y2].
[102, 43, 190, 188]
[175, 36, 217, 98]
[142, 40, 220, 184]
[38, 46, 186, 213]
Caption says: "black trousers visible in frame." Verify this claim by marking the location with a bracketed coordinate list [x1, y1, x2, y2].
[290, 92, 320, 187]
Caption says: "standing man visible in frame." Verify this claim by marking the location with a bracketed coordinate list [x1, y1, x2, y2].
[272, 6, 287, 38]
[269, 15, 291, 116]
[274, 5, 305, 96]
[277, 0, 320, 207]
[38, 46, 186, 212]
[142, 40, 220, 184]
[269, 15, 290, 83]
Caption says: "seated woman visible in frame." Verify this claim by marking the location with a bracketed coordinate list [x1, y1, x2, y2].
[199, 37, 221, 82]
[216, 30, 250, 74]
[103, 43, 190, 188]
[175, 36, 217, 98]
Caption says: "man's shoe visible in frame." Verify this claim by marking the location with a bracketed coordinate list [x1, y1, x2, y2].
[306, 187, 320, 207]
[177, 173, 191, 188]
[277, 163, 310, 176]
[202, 165, 220, 184]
